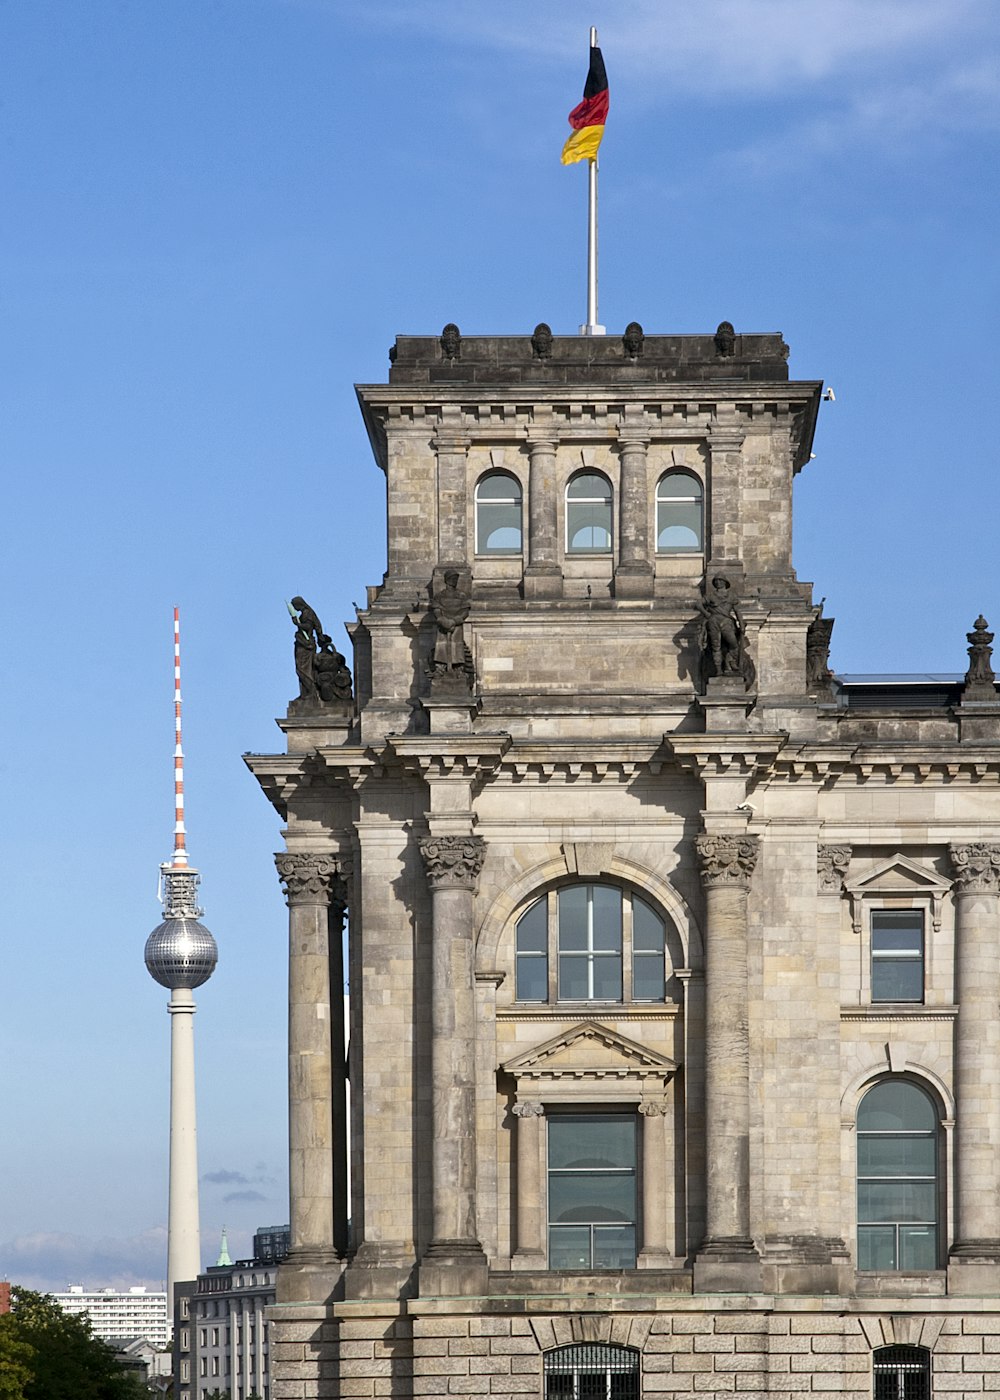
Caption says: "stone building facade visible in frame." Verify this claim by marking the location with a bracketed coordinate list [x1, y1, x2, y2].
[247, 326, 1000, 1399]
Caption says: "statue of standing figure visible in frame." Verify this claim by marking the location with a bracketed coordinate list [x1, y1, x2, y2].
[288, 597, 353, 709]
[429, 570, 474, 689]
[695, 573, 756, 692]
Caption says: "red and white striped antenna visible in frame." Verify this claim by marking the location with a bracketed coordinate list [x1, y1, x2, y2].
[171, 606, 188, 869]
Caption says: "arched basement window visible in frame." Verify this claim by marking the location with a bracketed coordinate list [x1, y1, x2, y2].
[656, 470, 703, 552]
[475, 472, 523, 554]
[873, 1345, 931, 1400]
[566, 472, 613, 553]
[543, 1343, 640, 1399]
[857, 1080, 939, 1270]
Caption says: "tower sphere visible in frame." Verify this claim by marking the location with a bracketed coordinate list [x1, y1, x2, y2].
[144, 917, 218, 989]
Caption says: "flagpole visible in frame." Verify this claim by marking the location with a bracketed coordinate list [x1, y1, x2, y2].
[581, 26, 605, 336]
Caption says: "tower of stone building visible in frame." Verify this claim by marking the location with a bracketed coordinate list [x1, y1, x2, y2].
[145, 608, 218, 1305]
[249, 324, 1000, 1400]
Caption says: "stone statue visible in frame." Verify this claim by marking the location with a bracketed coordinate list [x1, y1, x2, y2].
[623, 321, 645, 358]
[531, 323, 553, 360]
[964, 615, 998, 699]
[806, 598, 835, 689]
[429, 570, 473, 689]
[288, 599, 353, 710]
[695, 573, 756, 691]
[315, 634, 354, 704]
[440, 323, 461, 360]
[715, 321, 736, 357]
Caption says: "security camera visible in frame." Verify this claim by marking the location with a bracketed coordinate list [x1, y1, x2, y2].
[823, 387, 836, 402]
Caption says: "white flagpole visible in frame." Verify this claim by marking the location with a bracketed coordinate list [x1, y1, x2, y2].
[580, 25, 605, 336]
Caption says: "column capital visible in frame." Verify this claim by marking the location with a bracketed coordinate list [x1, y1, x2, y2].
[275, 852, 341, 905]
[432, 430, 471, 453]
[617, 428, 651, 448]
[949, 842, 1000, 895]
[512, 1101, 545, 1118]
[695, 833, 760, 889]
[418, 834, 487, 891]
[817, 844, 851, 894]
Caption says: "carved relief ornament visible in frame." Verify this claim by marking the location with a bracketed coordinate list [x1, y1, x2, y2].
[418, 835, 487, 891]
[694, 834, 760, 889]
[274, 852, 342, 904]
[817, 845, 851, 895]
[949, 843, 1000, 895]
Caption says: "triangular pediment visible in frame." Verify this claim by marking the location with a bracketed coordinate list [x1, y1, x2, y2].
[502, 1020, 678, 1079]
[845, 853, 951, 897]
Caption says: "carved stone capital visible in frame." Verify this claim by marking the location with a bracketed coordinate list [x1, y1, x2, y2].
[512, 1101, 545, 1118]
[817, 845, 851, 894]
[639, 1101, 669, 1117]
[418, 835, 487, 891]
[275, 852, 341, 905]
[949, 843, 1000, 895]
[695, 834, 760, 889]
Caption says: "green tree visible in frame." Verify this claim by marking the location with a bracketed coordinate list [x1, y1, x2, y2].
[0, 1313, 36, 1400]
[7, 1287, 151, 1400]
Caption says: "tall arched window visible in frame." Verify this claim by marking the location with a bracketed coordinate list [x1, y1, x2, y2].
[475, 472, 523, 554]
[656, 470, 703, 552]
[514, 884, 668, 1003]
[544, 1343, 640, 1399]
[873, 1345, 931, 1400]
[857, 1080, 939, 1270]
[566, 472, 613, 553]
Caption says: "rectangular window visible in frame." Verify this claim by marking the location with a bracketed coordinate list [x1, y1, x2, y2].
[871, 911, 924, 1002]
[548, 1114, 637, 1269]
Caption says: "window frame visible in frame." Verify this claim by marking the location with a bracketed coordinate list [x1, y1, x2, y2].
[474, 470, 524, 556]
[565, 471, 614, 556]
[547, 1112, 638, 1270]
[514, 883, 669, 1006]
[856, 1078, 940, 1272]
[870, 909, 925, 1004]
[655, 469, 705, 554]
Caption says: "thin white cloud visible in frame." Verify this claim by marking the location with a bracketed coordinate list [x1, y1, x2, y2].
[1, 1228, 168, 1293]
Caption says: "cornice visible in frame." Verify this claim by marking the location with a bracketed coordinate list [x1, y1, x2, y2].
[667, 734, 786, 780]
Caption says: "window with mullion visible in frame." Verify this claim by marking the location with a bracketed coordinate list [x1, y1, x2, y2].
[871, 910, 924, 1003]
[857, 1080, 939, 1270]
[548, 1115, 637, 1270]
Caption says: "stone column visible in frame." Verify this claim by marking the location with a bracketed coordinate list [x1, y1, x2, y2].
[418, 833, 489, 1293]
[614, 429, 653, 598]
[328, 876, 350, 1259]
[523, 432, 562, 598]
[948, 842, 1000, 1280]
[511, 1101, 546, 1267]
[274, 852, 343, 1301]
[693, 832, 761, 1288]
[638, 1101, 673, 1267]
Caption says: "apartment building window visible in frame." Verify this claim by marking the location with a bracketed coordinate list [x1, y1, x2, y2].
[548, 1114, 637, 1269]
[873, 1345, 931, 1400]
[857, 1080, 939, 1270]
[871, 911, 924, 1002]
[544, 1343, 640, 1398]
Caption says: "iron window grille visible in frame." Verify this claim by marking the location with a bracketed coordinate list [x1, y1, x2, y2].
[544, 1343, 641, 1399]
[873, 1345, 931, 1400]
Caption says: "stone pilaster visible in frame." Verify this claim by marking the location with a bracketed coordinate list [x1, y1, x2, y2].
[418, 833, 489, 1294]
[274, 851, 345, 1302]
[693, 833, 761, 1290]
[511, 1100, 546, 1267]
[614, 429, 653, 598]
[523, 432, 561, 598]
[638, 1101, 674, 1267]
[433, 424, 470, 567]
[948, 842, 1000, 1288]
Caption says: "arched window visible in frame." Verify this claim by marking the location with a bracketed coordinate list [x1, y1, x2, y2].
[544, 1343, 640, 1399]
[514, 884, 667, 1003]
[857, 1080, 939, 1271]
[873, 1345, 931, 1400]
[475, 472, 523, 554]
[566, 472, 613, 554]
[656, 470, 703, 552]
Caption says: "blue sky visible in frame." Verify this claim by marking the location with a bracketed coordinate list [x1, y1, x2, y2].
[3, 0, 998, 1291]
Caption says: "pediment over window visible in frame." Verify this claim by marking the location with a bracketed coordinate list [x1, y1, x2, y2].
[502, 1021, 678, 1107]
[844, 854, 951, 934]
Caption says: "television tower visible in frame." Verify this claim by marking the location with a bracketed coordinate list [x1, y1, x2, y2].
[144, 608, 218, 1305]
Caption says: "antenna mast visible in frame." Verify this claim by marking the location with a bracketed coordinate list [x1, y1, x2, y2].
[172, 606, 187, 870]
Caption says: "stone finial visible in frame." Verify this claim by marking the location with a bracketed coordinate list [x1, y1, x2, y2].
[695, 834, 760, 889]
[622, 321, 645, 358]
[418, 835, 487, 891]
[963, 615, 997, 700]
[440, 322, 462, 360]
[817, 845, 851, 894]
[531, 323, 553, 359]
[275, 852, 341, 904]
[949, 843, 1000, 895]
[715, 321, 736, 357]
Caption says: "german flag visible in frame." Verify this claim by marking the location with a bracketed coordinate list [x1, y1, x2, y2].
[561, 44, 609, 165]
